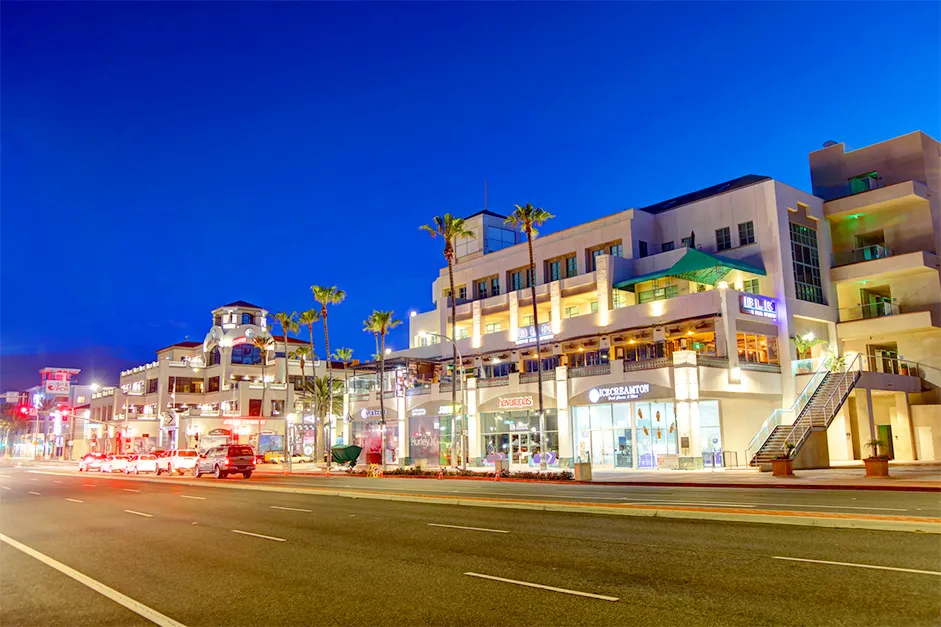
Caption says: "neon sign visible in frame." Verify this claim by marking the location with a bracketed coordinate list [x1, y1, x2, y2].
[740, 295, 777, 320]
[588, 383, 650, 403]
[515, 322, 553, 346]
[498, 396, 534, 409]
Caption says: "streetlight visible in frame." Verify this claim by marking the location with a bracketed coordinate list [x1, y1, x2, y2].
[418, 331, 468, 471]
[286, 413, 296, 474]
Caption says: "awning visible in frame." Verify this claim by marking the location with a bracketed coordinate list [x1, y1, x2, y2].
[613, 248, 766, 291]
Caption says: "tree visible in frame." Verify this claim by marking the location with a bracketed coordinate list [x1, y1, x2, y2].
[290, 345, 313, 457]
[333, 348, 354, 424]
[300, 376, 344, 429]
[363, 310, 401, 471]
[298, 309, 321, 362]
[311, 285, 346, 464]
[34, 395, 58, 459]
[251, 330, 275, 455]
[419, 213, 475, 467]
[792, 333, 827, 360]
[505, 203, 555, 470]
[274, 311, 298, 384]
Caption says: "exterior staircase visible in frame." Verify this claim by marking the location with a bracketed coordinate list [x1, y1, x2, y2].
[747, 355, 863, 468]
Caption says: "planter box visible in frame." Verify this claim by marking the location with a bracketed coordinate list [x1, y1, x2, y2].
[771, 458, 794, 477]
[573, 462, 592, 482]
[864, 458, 890, 478]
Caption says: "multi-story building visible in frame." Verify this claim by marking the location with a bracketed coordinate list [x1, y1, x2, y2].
[351, 131, 940, 472]
[90, 300, 345, 456]
[12, 368, 94, 459]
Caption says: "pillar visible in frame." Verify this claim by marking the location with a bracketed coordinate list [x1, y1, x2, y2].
[509, 291, 520, 338]
[596, 255, 611, 327]
[472, 301, 482, 349]
[396, 394, 407, 463]
[826, 407, 852, 461]
[555, 366, 571, 465]
[467, 377, 480, 460]
[673, 350, 701, 459]
[550, 281, 562, 335]
[890, 392, 915, 461]
[716, 287, 740, 385]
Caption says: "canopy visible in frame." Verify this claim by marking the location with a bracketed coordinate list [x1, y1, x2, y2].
[613, 248, 766, 291]
[331, 445, 363, 465]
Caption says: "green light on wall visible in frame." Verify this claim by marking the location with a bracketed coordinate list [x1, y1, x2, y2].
[850, 213, 863, 219]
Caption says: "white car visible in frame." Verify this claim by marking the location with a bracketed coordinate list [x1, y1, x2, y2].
[126, 454, 158, 474]
[156, 449, 199, 475]
[100, 455, 130, 473]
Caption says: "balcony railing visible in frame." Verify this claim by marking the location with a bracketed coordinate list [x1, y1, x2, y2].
[636, 285, 679, 304]
[406, 384, 432, 396]
[520, 370, 556, 383]
[861, 354, 921, 378]
[697, 356, 729, 369]
[478, 377, 509, 388]
[568, 364, 611, 378]
[439, 381, 464, 393]
[349, 392, 370, 401]
[739, 362, 782, 374]
[832, 245, 892, 267]
[838, 301, 900, 322]
[623, 357, 672, 372]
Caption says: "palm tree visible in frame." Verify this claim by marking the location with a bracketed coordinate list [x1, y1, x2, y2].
[311, 285, 346, 464]
[333, 348, 354, 426]
[505, 203, 555, 470]
[298, 309, 321, 363]
[300, 376, 344, 429]
[363, 310, 401, 471]
[35, 395, 58, 459]
[420, 214, 475, 467]
[274, 311, 298, 384]
[251, 330, 275, 455]
[290, 345, 313, 457]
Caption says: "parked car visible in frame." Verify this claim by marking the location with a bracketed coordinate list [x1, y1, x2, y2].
[126, 453, 158, 474]
[156, 449, 199, 475]
[78, 453, 105, 472]
[100, 455, 130, 473]
[194, 445, 255, 479]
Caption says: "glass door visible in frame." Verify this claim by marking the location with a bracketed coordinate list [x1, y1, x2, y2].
[615, 429, 633, 468]
[511, 433, 532, 466]
[590, 431, 613, 468]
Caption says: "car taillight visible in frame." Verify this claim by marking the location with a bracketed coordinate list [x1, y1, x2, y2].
[223, 458, 231, 466]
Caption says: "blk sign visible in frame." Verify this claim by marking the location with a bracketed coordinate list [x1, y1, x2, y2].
[515, 322, 553, 346]
[740, 294, 777, 320]
[587, 383, 651, 403]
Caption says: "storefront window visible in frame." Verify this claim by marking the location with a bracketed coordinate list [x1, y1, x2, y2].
[736, 332, 779, 364]
[408, 416, 440, 467]
[352, 420, 398, 466]
[480, 410, 558, 467]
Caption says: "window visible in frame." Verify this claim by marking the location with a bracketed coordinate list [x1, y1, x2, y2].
[231, 344, 262, 365]
[208, 347, 221, 366]
[590, 248, 603, 271]
[680, 236, 692, 248]
[662, 241, 675, 252]
[169, 377, 204, 394]
[485, 362, 512, 378]
[638, 241, 648, 258]
[457, 327, 469, 340]
[484, 322, 502, 334]
[522, 314, 534, 327]
[510, 268, 531, 291]
[490, 277, 500, 296]
[241, 313, 252, 325]
[475, 280, 488, 300]
[523, 356, 560, 373]
[610, 244, 623, 258]
[789, 222, 826, 304]
[146, 379, 158, 394]
[486, 226, 517, 252]
[208, 376, 220, 392]
[249, 399, 262, 417]
[742, 278, 760, 294]
[564, 306, 580, 318]
[848, 171, 878, 194]
[590, 301, 599, 313]
[738, 221, 755, 246]
[715, 227, 731, 251]
[548, 260, 561, 281]
[736, 333, 779, 364]
[565, 255, 577, 278]
[271, 400, 284, 416]
[612, 290, 627, 309]
[458, 286, 467, 301]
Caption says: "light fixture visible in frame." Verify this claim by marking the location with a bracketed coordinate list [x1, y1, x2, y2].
[717, 281, 729, 290]
[410, 311, 417, 318]
[90, 383, 100, 392]
[385, 348, 392, 355]
[492, 357, 501, 364]
[687, 330, 694, 336]
[578, 347, 584, 352]
[803, 331, 815, 341]
[629, 339, 636, 345]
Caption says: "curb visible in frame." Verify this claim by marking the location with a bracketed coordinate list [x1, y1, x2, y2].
[26, 469, 941, 534]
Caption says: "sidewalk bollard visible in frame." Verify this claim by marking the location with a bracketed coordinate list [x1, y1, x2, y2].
[437, 468, 443, 480]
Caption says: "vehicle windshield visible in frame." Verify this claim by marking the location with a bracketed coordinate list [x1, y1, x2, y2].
[228, 447, 253, 456]
[177, 451, 198, 457]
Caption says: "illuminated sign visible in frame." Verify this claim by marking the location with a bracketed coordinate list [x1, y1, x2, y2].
[410, 408, 427, 417]
[515, 322, 553, 346]
[223, 418, 267, 425]
[740, 295, 777, 320]
[359, 408, 385, 419]
[44, 380, 70, 396]
[498, 396, 534, 410]
[588, 383, 650, 403]
[231, 336, 249, 346]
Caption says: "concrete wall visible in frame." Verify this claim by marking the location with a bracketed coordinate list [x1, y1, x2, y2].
[911, 405, 941, 461]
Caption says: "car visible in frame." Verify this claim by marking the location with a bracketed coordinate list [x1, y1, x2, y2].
[156, 449, 199, 475]
[78, 453, 106, 472]
[194, 445, 255, 479]
[126, 453, 158, 474]
[100, 455, 130, 473]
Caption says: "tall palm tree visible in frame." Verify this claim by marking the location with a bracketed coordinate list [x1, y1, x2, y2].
[298, 309, 321, 363]
[505, 203, 555, 470]
[333, 347, 354, 429]
[290, 345, 312, 457]
[311, 285, 346, 464]
[35, 396, 58, 459]
[419, 214, 475, 467]
[251, 330, 275, 454]
[274, 311, 298, 384]
[300, 376, 344, 429]
[363, 310, 401, 471]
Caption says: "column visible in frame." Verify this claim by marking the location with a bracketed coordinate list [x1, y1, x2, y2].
[673, 350, 701, 459]
[467, 377, 480, 460]
[864, 388, 877, 445]
[555, 366, 571, 465]
[890, 392, 915, 461]
[396, 394, 407, 463]
[509, 291, 520, 338]
[550, 281, 562, 335]
[472, 301, 482, 349]
[716, 286, 740, 384]
[596, 255, 611, 327]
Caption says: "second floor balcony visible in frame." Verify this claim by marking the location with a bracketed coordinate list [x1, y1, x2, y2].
[838, 301, 900, 322]
[832, 245, 892, 268]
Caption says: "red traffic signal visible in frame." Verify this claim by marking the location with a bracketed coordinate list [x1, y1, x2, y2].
[19, 406, 28, 415]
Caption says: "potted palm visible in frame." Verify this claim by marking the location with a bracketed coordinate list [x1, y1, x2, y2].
[771, 442, 796, 477]
[864, 439, 890, 477]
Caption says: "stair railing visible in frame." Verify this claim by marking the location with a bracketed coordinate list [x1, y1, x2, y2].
[745, 357, 830, 464]
[783, 353, 863, 451]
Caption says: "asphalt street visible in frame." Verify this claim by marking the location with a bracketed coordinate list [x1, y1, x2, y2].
[1, 468, 939, 626]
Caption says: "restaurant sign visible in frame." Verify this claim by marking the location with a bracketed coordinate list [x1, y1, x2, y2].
[497, 396, 534, 410]
[515, 322, 553, 346]
[588, 383, 651, 403]
[739, 294, 777, 320]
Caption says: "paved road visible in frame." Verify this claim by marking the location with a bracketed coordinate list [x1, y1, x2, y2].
[1, 469, 939, 626]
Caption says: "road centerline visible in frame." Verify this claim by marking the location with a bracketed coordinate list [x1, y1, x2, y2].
[123, 488, 141, 493]
[0, 532, 187, 627]
[464, 572, 618, 601]
[772, 556, 941, 576]
[231, 529, 287, 542]
[65, 498, 84, 503]
[28, 491, 41, 496]
[180, 495, 206, 500]
[269, 505, 312, 513]
[124, 510, 154, 518]
[428, 523, 509, 534]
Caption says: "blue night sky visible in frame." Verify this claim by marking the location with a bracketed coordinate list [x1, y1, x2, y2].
[1, 1, 938, 389]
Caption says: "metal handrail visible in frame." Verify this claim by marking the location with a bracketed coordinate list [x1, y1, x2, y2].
[838, 301, 900, 322]
[745, 357, 830, 463]
[782, 354, 862, 452]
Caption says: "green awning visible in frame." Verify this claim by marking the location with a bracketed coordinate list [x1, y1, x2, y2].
[613, 248, 766, 291]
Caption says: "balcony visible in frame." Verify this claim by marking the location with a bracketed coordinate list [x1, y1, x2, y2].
[837, 306, 937, 340]
[739, 362, 781, 374]
[832, 245, 892, 268]
[698, 356, 729, 369]
[349, 392, 371, 402]
[839, 301, 900, 322]
[568, 364, 611, 378]
[478, 377, 509, 388]
[623, 357, 672, 372]
[824, 180, 930, 218]
[406, 384, 432, 396]
[636, 285, 679, 304]
[520, 370, 556, 383]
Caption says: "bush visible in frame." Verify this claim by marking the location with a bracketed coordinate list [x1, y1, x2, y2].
[347, 467, 574, 481]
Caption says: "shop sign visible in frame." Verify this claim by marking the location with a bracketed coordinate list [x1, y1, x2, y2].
[231, 336, 249, 346]
[437, 404, 463, 415]
[515, 322, 553, 346]
[208, 428, 231, 436]
[44, 380, 70, 396]
[740, 294, 777, 320]
[223, 418, 266, 425]
[497, 396, 534, 410]
[588, 383, 650, 403]
[359, 408, 385, 419]
[410, 408, 427, 417]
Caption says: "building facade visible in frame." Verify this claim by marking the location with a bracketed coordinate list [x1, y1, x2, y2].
[358, 131, 940, 471]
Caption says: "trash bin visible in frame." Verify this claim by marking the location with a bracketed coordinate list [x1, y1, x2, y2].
[573, 462, 592, 481]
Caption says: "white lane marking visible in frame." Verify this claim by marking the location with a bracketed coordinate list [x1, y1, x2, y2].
[2, 486, 11, 491]
[464, 572, 618, 601]
[53, 480, 64, 484]
[123, 488, 140, 493]
[28, 491, 41, 496]
[428, 523, 509, 534]
[625, 501, 756, 509]
[124, 510, 153, 518]
[30, 478, 39, 481]
[180, 495, 206, 500]
[270, 505, 312, 513]
[0, 474, 11, 479]
[766, 503, 908, 512]
[773, 556, 941, 576]
[65, 498, 84, 503]
[231, 529, 286, 542]
[0, 532, 188, 627]
[624, 499, 906, 512]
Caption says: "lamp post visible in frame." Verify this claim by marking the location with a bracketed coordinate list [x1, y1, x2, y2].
[286, 413, 296, 474]
[419, 331, 468, 471]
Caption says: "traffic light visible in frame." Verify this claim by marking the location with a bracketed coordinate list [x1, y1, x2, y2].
[19, 406, 28, 415]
